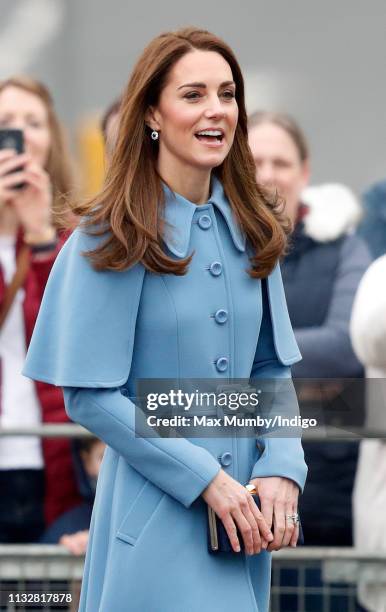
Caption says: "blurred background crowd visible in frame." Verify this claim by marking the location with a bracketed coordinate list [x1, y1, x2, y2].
[0, 1, 385, 611]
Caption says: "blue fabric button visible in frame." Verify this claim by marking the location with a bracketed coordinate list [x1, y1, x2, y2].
[198, 215, 212, 229]
[214, 309, 228, 324]
[209, 262, 222, 276]
[219, 452, 232, 467]
[215, 357, 228, 372]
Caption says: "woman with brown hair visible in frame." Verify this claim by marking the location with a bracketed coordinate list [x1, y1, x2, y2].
[0, 76, 80, 542]
[24, 29, 307, 610]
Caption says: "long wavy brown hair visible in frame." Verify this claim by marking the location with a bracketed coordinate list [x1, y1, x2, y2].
[0, 75, 74, 229]
[73, 27, 289, 278]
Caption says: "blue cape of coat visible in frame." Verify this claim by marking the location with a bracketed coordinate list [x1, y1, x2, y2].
[23, 179, 301, 388]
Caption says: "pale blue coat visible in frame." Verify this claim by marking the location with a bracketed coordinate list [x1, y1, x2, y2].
[23, 177, 307, 612]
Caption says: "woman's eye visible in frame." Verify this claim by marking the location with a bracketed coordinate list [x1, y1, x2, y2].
[275, 160, 291, 169]
[222, 90, 235, 99]
[184, 91, 201, 100]
[27, 120, 43, 128]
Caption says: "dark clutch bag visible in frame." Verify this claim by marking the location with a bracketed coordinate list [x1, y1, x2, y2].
[207, 489, 304, 554]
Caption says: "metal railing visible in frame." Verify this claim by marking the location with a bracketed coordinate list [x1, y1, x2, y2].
[1, 424, 385, 610]
[1, 423, 386, 439]
[270, 548, 386, 612]
[0, 546, 82, 611]
[0, 546, 385, 611]
[0, 425, 92, 439]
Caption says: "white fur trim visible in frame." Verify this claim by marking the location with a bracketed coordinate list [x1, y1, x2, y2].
[350, 255, 386, 371]
[301, 183, 363, 242]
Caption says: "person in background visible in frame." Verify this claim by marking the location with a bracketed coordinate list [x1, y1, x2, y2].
[41, 437, 106, 555]
[100, 97, 121, 158]
[350, 255, 386, 612]
[357, 179, 386, 259]
[0, 76, 81, 543]
[248, 111, 371, 546]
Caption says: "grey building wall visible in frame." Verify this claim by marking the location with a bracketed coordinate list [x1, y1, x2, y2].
[1, 0, 385, 194]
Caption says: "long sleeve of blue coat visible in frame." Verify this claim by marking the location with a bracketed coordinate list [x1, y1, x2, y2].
[63, 387, 221, 508]
[249, 281, 308, 492]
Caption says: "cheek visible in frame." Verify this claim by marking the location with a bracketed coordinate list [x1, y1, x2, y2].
[276, 169, 299, 192]
[27, 130, 51, 164]
[289, 170, 307, 195]
[162, 104, 199, 136]
[223, 107, 238, 143]
[229, 106, 239, 130]
[39, 131, 51, 156]
[27, 127, 50, 147]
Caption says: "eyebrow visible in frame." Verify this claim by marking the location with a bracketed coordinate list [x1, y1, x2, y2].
[177, 81, 235, 90]
[0, 111, 43, 119]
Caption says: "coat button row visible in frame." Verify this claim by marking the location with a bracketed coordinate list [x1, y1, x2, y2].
[198, 215, 212, 230]
[218, 451, 232, 467]
[209, 261, 222, 276]
[214, 309, 228, 324]
[215, 357, 229, 372]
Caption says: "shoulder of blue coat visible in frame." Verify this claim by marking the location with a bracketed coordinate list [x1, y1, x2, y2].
[23, 227, 145, 387]
[266, 262, 302, 366]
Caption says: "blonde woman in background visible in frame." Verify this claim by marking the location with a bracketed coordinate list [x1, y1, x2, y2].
[0, 76, 80, 542]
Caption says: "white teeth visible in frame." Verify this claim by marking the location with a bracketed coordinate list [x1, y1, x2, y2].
[196, 130, 223, 136]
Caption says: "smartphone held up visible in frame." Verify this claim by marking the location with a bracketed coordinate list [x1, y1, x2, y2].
[0, 129, 26, 190]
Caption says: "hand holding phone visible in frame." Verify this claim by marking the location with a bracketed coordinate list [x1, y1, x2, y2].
[0, 129, 26, 190]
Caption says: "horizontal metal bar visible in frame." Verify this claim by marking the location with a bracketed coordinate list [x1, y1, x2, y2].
[1, 544, 385, 561]
[1, 546, 385, 581]
[272, 547, 386, 561]
[0, 425, 93, 438]
[0, 545, 80, 556]
[302, 427, 386, 440]
[0, 545, 84, 580]
[1, 424, 386, 439]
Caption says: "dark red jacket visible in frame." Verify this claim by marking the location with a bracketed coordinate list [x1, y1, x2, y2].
[0, 231, 82, 525]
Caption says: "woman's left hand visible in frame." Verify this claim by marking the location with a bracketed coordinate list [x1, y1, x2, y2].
[6, 157, 54, 240]
[249, 476, 300, 551]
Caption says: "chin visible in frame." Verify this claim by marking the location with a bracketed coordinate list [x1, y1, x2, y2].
[191, 154, 228, 171]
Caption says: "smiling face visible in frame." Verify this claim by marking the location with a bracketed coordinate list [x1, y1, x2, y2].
[147, 50, 239, 179]
[0, 85, 51, 167]
[248, 122, 310, 222]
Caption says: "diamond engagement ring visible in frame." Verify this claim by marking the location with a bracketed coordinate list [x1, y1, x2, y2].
[286, 513, 300, 524]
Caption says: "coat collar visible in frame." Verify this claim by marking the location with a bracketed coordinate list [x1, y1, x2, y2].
[162, 176, 246, 258]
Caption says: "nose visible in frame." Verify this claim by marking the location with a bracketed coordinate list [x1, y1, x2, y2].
[203, 94, 225, 119]
[256, 163, 276, 187]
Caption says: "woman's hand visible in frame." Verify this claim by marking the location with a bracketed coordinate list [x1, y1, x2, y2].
[0, 149, 31, 210]
[59, 530, 89, 556]
[8, 159, 54, 241]
[249, 476, 300, 550]
[202, 469, 273, 555]
[0, 149, 55, 243]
